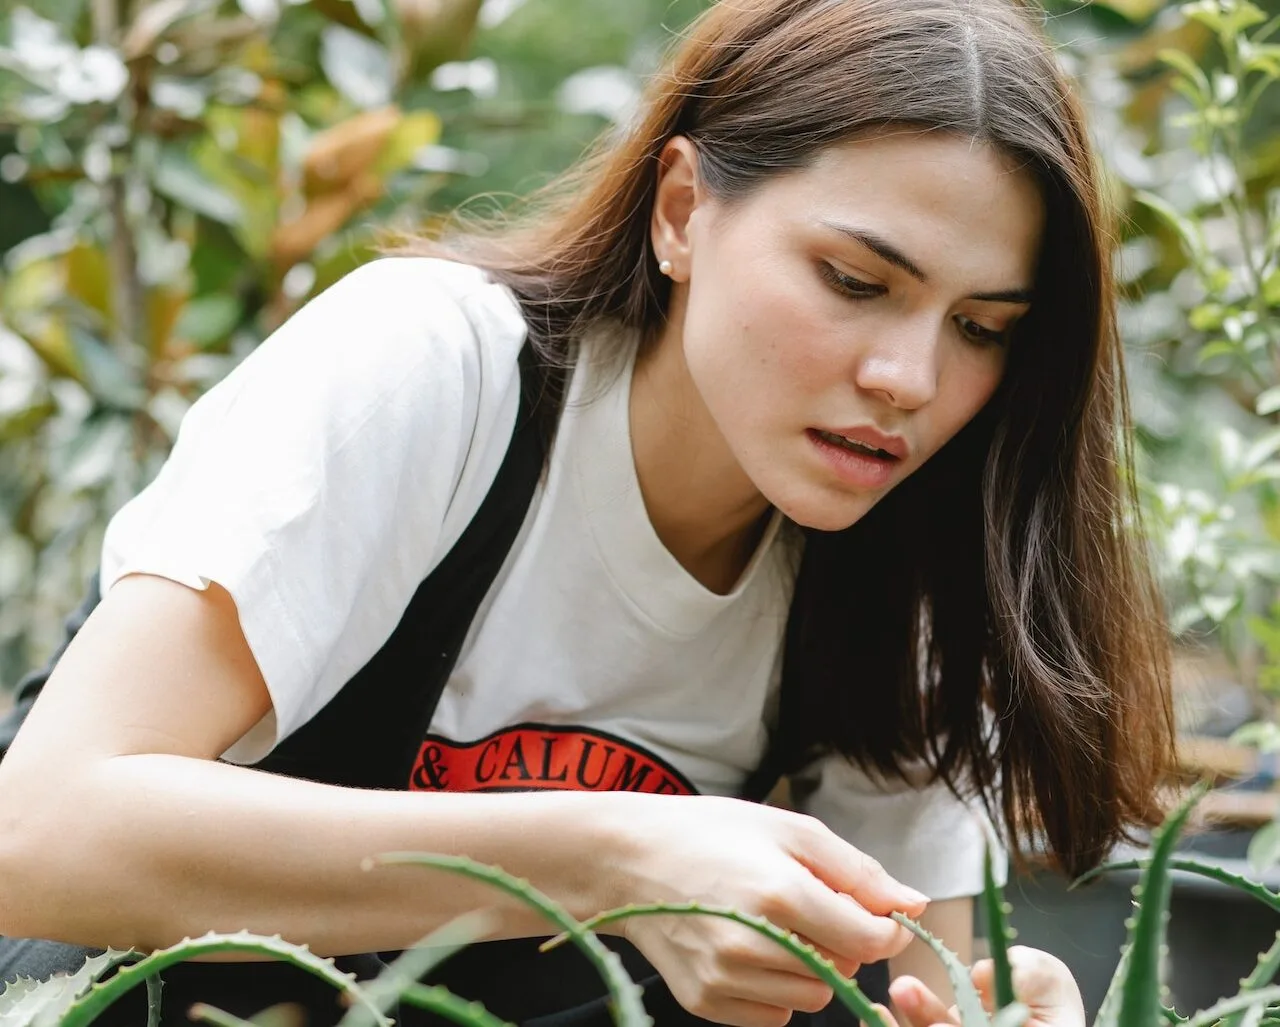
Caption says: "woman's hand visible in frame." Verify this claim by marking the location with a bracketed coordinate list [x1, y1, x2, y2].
[603, 794, 928, 1027]
[879, 946, 1086, 1027]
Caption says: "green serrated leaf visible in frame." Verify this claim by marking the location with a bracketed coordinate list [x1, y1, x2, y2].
[1222, 933, 1280, 1027]
[981, 844, 1017, 1012]
[374, 854, 651, 1027]
[558, 902, 891, 1027]
[337, 910, 498, 1027]
[0, 948, 140, 1027]
[1094, 945, 1131, 1027]
[399, 984, 514, 1027]
[1076, 856, 1280, 914]
[145, 972, 162, 1027]
[1115, 783, 1208, 1027]
[59, 933, 389, 1027]
[893, 913, 990, 1026]
[1185, 985, 1280, 1027]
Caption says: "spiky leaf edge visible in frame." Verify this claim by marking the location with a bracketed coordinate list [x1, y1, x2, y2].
[892, 913, 991, 1027]
[981, 843, 1017, 1011]
[1182, 984, 1280, 1027]
[58, 932, 390, 1027]
[399, 983, 513, 1027]
[1076, 857, 1280, 917]
[145, 973, 162, 1027]
[336, 909, 499, 1027]
[1223, 933, 1280, 1027]
[542, 902, 890, 1027]
[372, 853, 650, 1027]
[1097, 781, 1209, 1027]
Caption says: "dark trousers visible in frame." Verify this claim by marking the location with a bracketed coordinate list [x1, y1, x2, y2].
[0, 935, 887, 1026]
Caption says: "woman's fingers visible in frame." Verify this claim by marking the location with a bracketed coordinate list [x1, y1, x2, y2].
[720, 967, 835, 1013]
[972, 948, 1086, 1027]
[784, 875, 916, 967]
[887, 975, 960, 1027]
[871, 1003, 902, 1027]
[791, 818, 929, 919]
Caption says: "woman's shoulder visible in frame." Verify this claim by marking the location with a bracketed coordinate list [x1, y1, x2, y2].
[302, 255, 526, 366]
[198, 255, 527, 446]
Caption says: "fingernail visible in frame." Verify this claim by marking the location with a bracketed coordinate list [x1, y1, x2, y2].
[901, 886, 929, 905]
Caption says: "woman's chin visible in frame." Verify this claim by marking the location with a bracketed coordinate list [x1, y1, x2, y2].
[767, 484, 883, 533]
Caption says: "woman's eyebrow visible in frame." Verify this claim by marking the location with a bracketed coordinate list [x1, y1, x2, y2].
[969, 287, 1034, 304]
[821, 220, 928, 281]
[818, 219, 1034, 304]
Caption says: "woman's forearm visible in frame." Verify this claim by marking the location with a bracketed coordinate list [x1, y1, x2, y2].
[0, 753, 632, 954]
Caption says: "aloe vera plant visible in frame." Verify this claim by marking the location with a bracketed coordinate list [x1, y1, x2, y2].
[6, 782, 1280, 1027]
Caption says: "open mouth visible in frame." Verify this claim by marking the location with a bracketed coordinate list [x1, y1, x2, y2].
[813, 430, 899, 461]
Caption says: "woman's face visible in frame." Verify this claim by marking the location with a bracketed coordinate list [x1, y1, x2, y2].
[654, 129, 1045, 531]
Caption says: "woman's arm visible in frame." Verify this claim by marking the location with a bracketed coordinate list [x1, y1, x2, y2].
[0, 573, 926, 1022]
[0, 574, 622, 953]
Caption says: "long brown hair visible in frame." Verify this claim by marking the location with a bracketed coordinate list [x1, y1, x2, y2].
[397, 0, 1175, 876]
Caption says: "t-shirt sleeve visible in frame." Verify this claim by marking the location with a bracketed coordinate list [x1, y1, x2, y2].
[795, 754, 1006, 900]
[99, 257, 526, 763]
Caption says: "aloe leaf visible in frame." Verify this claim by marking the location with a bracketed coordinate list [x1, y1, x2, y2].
[1099, 782, 1209, 1027]
[1182, 985, 1280, 1027]
[892, 913, 990, 1026]
[337, 909, 499, 1027]
[400, 983, 514, 1027]
[990, 1003, 1030, 1027]
[1093, 947, 1131, 1027]
[0, 948, 140, 1027]
[145, 972, 162, 1027]
[1075, 857, 1280, 916]
[374, 853, 650, 1027]
[58, 932, 389, 1027]
[981, 843, 1017, 1011]
[546, 902, 890, 1027]
[1223, 933, 1280, 1027]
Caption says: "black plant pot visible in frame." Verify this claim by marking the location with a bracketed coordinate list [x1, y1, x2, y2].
[1004, 831, 1280, 1020]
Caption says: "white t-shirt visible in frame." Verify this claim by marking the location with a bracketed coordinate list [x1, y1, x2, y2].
[101, 257, 999, 900]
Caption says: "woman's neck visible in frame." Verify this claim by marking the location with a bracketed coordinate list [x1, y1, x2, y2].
[629, 326, 774, 595]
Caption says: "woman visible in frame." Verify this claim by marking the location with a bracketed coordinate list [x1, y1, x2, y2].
[0, 0, 1173, 1023]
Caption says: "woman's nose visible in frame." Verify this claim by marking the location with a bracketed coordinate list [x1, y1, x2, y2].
[852, 325, 941, 410]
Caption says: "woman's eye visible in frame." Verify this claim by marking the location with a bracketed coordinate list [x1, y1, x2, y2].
[957, 315, 1012, 348]
[819, 262, 884, 299]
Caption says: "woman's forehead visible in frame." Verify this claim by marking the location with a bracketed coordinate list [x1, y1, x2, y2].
[744, 132, 1046, 291]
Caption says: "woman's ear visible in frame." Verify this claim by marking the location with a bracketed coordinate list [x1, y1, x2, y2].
[650, 136, 701, 283]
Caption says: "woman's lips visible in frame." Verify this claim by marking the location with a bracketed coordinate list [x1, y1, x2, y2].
[818, 424, 909, 460]
[806, 428, 902, 489]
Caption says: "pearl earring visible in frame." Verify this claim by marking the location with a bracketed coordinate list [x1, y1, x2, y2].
[658, 259, 673, 276]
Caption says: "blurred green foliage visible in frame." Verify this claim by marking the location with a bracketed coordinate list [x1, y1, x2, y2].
[1, 0, 1279, 756]
[0, 0, 710, 687]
